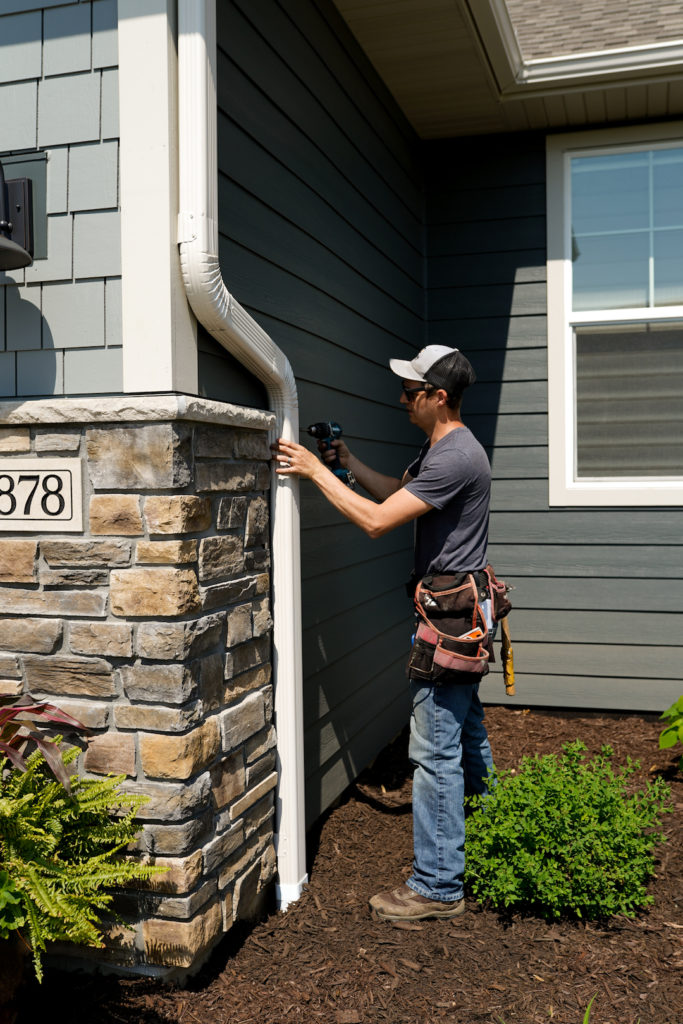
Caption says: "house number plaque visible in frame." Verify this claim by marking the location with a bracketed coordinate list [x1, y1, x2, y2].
[0, 459, 83, 533]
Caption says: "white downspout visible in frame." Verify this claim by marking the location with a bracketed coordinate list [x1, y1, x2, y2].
[177, 0, 307, 909]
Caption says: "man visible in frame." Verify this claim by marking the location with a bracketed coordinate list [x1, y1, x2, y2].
[272, 345, 494, 922]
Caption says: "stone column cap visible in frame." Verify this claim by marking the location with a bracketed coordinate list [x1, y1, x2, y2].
[0, 396, 275, 431]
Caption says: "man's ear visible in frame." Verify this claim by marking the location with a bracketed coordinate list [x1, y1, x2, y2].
[435, 388, 449, 406]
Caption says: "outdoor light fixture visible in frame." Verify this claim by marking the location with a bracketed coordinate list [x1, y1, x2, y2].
[0, 159, 34, 271]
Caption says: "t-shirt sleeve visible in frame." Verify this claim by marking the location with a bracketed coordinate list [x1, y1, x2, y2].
[404, 442, 471, 510]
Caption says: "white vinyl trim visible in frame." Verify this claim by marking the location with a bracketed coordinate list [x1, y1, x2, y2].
[177, 0, 307, 909]
[546, 125, 683, 507]
[118, 0, 197, 394]
[467, 0, 683, 97]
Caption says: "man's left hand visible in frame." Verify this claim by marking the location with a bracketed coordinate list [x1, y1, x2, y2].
[271, 438, 322, 481]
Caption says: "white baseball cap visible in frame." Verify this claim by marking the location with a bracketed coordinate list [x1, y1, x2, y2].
[389, 345, 458, 382]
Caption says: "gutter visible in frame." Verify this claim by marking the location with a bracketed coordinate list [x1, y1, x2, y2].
[177, 0, 307, 909]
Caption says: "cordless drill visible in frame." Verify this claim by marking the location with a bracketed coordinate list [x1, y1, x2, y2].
[307, 421, 355, 488]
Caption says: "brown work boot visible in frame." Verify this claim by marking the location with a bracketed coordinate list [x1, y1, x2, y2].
[369, 883, 465, 922]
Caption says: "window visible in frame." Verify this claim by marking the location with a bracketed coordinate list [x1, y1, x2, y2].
[546, 125, 683, 505]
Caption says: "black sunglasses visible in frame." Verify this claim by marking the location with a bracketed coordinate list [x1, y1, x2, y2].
[402, 384, 434, 401]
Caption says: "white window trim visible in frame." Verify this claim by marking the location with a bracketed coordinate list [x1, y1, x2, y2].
[546, 122, 683, 507]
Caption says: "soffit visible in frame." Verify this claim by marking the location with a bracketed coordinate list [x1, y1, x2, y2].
[332, 0, 683, 138]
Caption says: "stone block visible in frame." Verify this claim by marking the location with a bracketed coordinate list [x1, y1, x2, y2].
[110, 568, 200, 618]
[123, 772, 211, 822]
[84, 732, 136, 777]
[245, 548, 271, 573]
[120, 663, 197, 705]
[233, 430, 271, 461]
[227, 636, 270, 677]
[193, 426, 233, 459]
[40, 569, 109, 588]
[202, 823, 244, 875]
[200, 575, 263, 612]
[153, 879, 217, 921]
[142, 814, 211, 858]
[51, 699, 110, 730]
[0, 589, 107, 618]
[247, 751, 277, 789]
[210, 751, 245, 811]
[136, 540, 197, 565]
[24, 655, 114, 698]
[256, 464, 271, 491]
[217, 836, 259, 891]
[245, 497, 269, 547]
[0, 428, 30, 453]
[0, 618, 62, 654]
[245, 725, 277, 766]
[198, 653, 224, 711]
[0, 540, 36, 584]
[140, 718, 220, 781]
[135, 613, 224, 661]
[142, 850, 203, 894]
[224, 665, 271, 701]
[69, 622, 133, 658]
[198, 535, 244, 583]
[0, 679, 22, 698]
[90, 494, 143, 536]
[34, 432, 81, 452]
[229, 772, 277, 822]
[226, 605, 252, 647]
[143, 901, 223, 968]
[41, 539, 131, 567]
[216, 496, 247, 530]
[87, 424, 192, 491]
[251, 596, 272, 638]
[0, 655, 21, 679]
[114, 703, 202, 734]
[241, 794, 276, 840]
[220, 692, 265, 752]
[195, 462, 256, 493]
[143, 495, 211, 535]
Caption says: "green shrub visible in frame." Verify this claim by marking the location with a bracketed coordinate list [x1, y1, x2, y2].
[659, 696, 683, 771]
[465, 740, 671, 920]
[0, 745, 163, 980]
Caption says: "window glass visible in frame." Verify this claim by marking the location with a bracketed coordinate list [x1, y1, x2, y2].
[575, 325, 683, 477]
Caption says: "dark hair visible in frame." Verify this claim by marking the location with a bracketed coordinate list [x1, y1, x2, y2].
[424, 350, 476, 408]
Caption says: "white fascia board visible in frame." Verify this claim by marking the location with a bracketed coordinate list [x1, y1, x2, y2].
[468, 0, 683, 98]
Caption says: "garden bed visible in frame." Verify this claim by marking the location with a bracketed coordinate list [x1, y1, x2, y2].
[19, 706, 683, 1024]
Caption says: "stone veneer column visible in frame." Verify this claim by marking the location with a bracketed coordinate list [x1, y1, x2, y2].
[0, 398, 278, 975]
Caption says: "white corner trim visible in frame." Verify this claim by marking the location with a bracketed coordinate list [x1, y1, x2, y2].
[546, 127, 683, 508]
[118, 0, 198, 395]
[177, 0, 308, 909]
[468, 0, 683, 98]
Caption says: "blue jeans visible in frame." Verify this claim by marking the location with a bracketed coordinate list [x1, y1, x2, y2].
[407, 679, 494, 902]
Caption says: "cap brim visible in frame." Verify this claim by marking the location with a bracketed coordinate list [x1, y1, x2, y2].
[389, 357, 425, 381]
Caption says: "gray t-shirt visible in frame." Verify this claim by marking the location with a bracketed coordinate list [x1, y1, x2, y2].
[404, 427, 491, 578]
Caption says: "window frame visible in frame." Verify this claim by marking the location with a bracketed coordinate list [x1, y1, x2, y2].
[546, 122, 683, 507]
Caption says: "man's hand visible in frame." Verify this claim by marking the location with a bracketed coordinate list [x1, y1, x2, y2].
[271, 438, 324, 481]
[317, 437, 350, 469]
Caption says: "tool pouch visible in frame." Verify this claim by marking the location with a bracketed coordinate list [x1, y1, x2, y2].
[407, 566, 511, 685]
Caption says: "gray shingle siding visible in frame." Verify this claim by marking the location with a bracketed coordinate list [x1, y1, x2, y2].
[0, 0, 122, 398]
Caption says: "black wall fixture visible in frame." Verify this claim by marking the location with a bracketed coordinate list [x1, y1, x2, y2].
[0, 158, 34, 271]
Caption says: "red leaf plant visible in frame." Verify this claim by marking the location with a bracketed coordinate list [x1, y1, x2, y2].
[0, 701, 89, 792]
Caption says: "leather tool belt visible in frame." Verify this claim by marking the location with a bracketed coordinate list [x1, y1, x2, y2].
[407, 564, 511, 686]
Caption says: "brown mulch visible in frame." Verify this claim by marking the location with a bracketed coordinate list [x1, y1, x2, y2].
[20, 706, 683, 1024]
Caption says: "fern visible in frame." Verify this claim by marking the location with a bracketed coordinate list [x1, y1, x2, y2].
[0, 747, 164, 981]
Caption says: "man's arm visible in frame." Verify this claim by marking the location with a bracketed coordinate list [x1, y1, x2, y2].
[273, 438, 429, 537]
